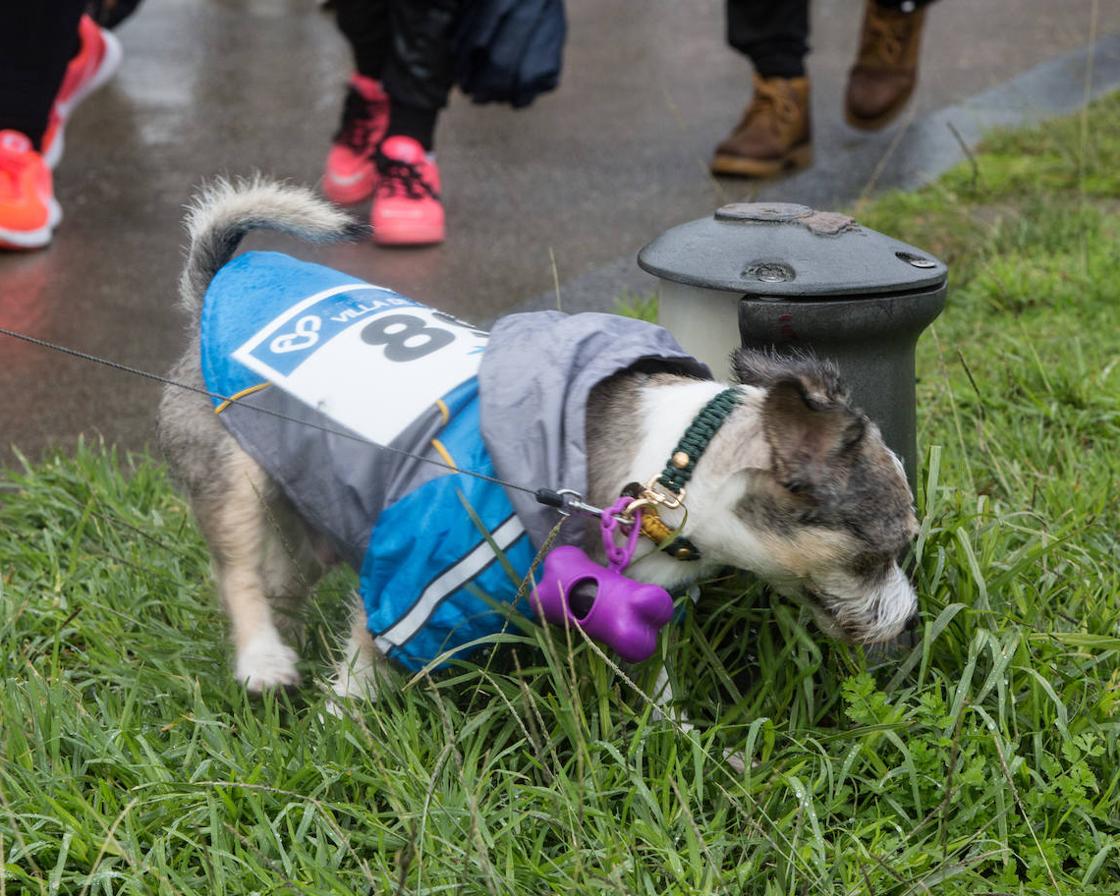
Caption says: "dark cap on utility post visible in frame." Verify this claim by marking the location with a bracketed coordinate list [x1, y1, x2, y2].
[638, 202, 947, 493]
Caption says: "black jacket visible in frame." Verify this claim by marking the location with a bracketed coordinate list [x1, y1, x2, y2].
[455, 0, 566, 108]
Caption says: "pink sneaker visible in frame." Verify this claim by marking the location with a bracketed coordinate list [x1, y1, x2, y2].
[322, 74, 389, 205]
[41, 14, 123, 169]
[0, 131, 60, 250]
[371, 135, 445, 247]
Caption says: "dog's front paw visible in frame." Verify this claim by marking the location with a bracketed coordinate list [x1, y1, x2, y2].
[236, 633, 301, 692]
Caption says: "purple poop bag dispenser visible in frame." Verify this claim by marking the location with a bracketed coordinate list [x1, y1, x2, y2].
[532, 498, 674, 663]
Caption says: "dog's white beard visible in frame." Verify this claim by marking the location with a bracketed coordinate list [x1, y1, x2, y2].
[843, 566, 916, 643]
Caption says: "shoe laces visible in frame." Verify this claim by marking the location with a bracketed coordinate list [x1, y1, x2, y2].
[861, 11, 915, 66]
[375, 152, 439, 201]
[745, 80, 800, 136]
[333, 87, 385, 154]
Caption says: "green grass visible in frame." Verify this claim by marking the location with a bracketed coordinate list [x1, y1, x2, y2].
[2, 93, 1120, 894]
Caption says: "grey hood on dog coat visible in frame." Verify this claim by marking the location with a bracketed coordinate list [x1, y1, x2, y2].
[479, 310, 711, 548]
[201, 253, 708, 669]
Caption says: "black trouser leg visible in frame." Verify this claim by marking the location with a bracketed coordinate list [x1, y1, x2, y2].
[385, 99, 438, 151]
[726, 0, 809, 79]
[335, 0, 391, 80]
[875, 0, 937, 10]
[0, 1, 86, 148]
[382, 0, 459, 114]
[334, 0, 459, 151]
[726, 0, 937, 78]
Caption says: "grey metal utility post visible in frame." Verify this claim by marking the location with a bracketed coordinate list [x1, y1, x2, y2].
[639, 202, 947, 494]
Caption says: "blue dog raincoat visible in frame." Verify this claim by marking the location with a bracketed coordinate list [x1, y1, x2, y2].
[200, 251, 707, 670]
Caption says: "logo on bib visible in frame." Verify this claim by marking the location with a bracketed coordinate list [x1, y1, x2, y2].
[270, 315, 322, 354]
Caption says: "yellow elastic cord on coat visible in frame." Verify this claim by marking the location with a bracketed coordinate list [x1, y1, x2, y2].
[430, 438, 457, 471]
[430, 399, 457, 470]
[214, 382, 270, 414]
[435, 398, 450, 426]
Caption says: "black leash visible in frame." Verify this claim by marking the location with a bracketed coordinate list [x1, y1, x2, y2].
[0, 325, 585, 513]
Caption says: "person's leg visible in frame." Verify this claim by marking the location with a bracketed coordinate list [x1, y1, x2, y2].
[323, 0, 392, 204]
[874, 0, 936, 10]
[0, 2, 86, 148]
[371, 0, 460, 246]
[336, 0, 390, 80]
[726, 0, 809, 79]
[383, 98, 439, 154]
[42, 14, 124, 168]
[380, 0, 459, 152]
[0, 2, 87, 251]
[845, 0, 936, 130]
[712, 0, 812, 178]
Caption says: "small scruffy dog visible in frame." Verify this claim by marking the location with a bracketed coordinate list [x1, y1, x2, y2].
[158, 179, 918, 699]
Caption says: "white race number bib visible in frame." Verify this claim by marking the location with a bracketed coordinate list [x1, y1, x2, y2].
[232, 284, 487, 444]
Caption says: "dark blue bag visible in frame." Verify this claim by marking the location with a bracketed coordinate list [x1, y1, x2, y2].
[455, 0, 567, 108]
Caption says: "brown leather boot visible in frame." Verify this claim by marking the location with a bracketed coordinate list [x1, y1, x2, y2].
[711, 74, 812, 177]
[845, 1, 926, 130]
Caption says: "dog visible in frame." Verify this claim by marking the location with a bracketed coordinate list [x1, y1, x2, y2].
[158, 178, 919, 701]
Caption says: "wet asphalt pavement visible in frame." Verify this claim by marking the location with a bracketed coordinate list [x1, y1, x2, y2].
[0, 0, 1117, 461]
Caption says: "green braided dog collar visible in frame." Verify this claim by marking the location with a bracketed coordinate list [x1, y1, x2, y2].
[623, 387, 743, 563]
[659, 387, 743, 495]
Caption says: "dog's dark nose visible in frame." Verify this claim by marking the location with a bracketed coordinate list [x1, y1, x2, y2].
[904, 612, 920, 632]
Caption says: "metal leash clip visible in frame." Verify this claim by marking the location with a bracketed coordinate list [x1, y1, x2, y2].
[535, 487, 608, 519]
[537, 483, 684, 525]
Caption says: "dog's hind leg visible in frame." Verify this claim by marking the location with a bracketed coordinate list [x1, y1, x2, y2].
[329, 594, 388, 706]
[257, 488, 328, 649]
[199, 450, 305, 692]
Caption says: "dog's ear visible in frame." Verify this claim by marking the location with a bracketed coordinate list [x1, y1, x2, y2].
[731, 349, 797, 387]
[762, 377, 866, 496]
[732, 349, 849, 404]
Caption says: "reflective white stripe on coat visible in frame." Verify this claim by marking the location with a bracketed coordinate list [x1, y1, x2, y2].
[374, 514, 527, 653]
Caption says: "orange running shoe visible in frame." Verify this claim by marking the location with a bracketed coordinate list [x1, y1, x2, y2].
[322, 73, 389, 205]
[41, 14, 123, 169]
[371, 136, 445, 247]
[0, 131, 60, 251]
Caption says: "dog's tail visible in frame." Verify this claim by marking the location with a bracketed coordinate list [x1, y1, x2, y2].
[178, 176, 365, 315]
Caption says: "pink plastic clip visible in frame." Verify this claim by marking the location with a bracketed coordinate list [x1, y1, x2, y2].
[600, 495, 641, 571]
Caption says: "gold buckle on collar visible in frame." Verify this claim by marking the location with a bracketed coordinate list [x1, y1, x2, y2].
[641, 476, 685, 509]
[619, 481, 684, 522]
[615, 477, 699, 561]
